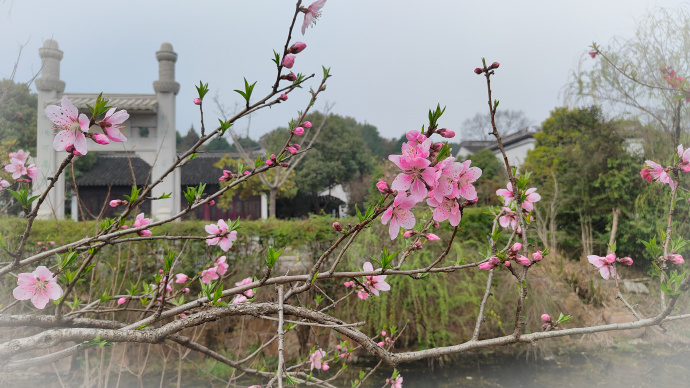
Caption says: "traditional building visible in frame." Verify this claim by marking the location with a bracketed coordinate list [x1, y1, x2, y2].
[35, 39, 180, 220]
[456, 127, 539, 168]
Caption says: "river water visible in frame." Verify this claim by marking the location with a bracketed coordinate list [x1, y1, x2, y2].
[347, 345, 690, 388]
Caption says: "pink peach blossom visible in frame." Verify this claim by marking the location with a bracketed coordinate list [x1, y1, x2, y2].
[117, 297, 128, 305]
[46, 96, 90, 155]
[201, 268, 219, 284]
[362, 262, 391, 296]
[456, 160, 482, 200]
[99, 107, 129, 142]
[4, 158, 27, 179]
[381, 193, 416, 239]
[133, 213, 153, 237]
[642, 160, 674, 189]
[13, 266, 63, 309]
[293, 127, 304, 135]
[215, 256, 229, 275]
[301, 0, 327, 35]
[9, 149, 29, 163]
[587, 253, 618, 280]
[175, 273, 189, 283]
[205, 219, 238, 251]
[310, 349, 327, 370]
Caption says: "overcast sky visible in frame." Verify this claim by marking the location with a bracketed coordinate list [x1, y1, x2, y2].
[0, 0, 685, 142]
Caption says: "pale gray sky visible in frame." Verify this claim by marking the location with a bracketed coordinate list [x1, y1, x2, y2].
[0, 0, 685, 142]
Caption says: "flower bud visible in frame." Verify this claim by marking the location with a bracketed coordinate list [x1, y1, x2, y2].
[510, 242, 522, 253]
[489, 62, 500, 69]
[588, 51, 597, 59]
[303, 121, 313, 129]
[294, 127, 304, 136]
[403, 230, 415, 238]
[440, 128, 456, 138]
[381, 330, 387, 336]
[183, 288, 190, 294]
[289, 42, 307, 54]
[282, 55, 296, 69]
[194, 98, 201, 105]
[541, 314, 551, 323]
[288, 146, 297, 154]
[376, 180, 391, 194]
[219, 170, 234, 182]
[430, 142, 443, 152]
[284, 73, 297, 81]
[280, 162, 289, 167]
[504, 261, 511, 267]
[412, 241, 423, 250]
[37, 242, 42, 246]
[516, 255, 531, 266]
[49, 241, 55, 245]
[332, 222, 343, 232]
[474, 68, 483, 74]
[110, 199, 126, 207]
[433, 221, 440, 229]
[279, 94, 288, 101]
[294, 144, 301, 150]
[265, 160, 274, 166]
[175, 273, 189, 283]
[425, 233, 441, 241]
[532, 251, 543, 262]
[618, 256, 633, 266]
[91, 133, 110, 145]
[117, 297, 128, 305]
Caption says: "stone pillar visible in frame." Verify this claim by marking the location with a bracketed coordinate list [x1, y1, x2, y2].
[35, 39, 66, 219]
[70, 194, 78, 222]
[261, 194, 268, 220]
[151, 43, 180, 221]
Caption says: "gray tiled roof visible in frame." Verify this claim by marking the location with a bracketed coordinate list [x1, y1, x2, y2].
[75, 154, 153, 187]
[52, 94, 158, 112]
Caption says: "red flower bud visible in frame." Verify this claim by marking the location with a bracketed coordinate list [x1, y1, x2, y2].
[332, 222, 343, 232]
[279, 94, 288, 101]
[303, 121, 312, 129]
[289, 42, 307, 54]
[194, 98, 201, 105]
[474, 68, 483, 74]
[489, 62, 500, 69]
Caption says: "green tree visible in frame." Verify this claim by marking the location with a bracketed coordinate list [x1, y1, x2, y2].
[0, 79, 37, 154]
[292, 114, 374, 210]
[204, 137, 233, 151]
[523, 106, 645, 259]
[568, 6, 690, 149]
[177, 125, 200, 152]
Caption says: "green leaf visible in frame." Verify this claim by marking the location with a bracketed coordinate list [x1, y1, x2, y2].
[195, 81, 209, 100]
[254, 156, 263, 168]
